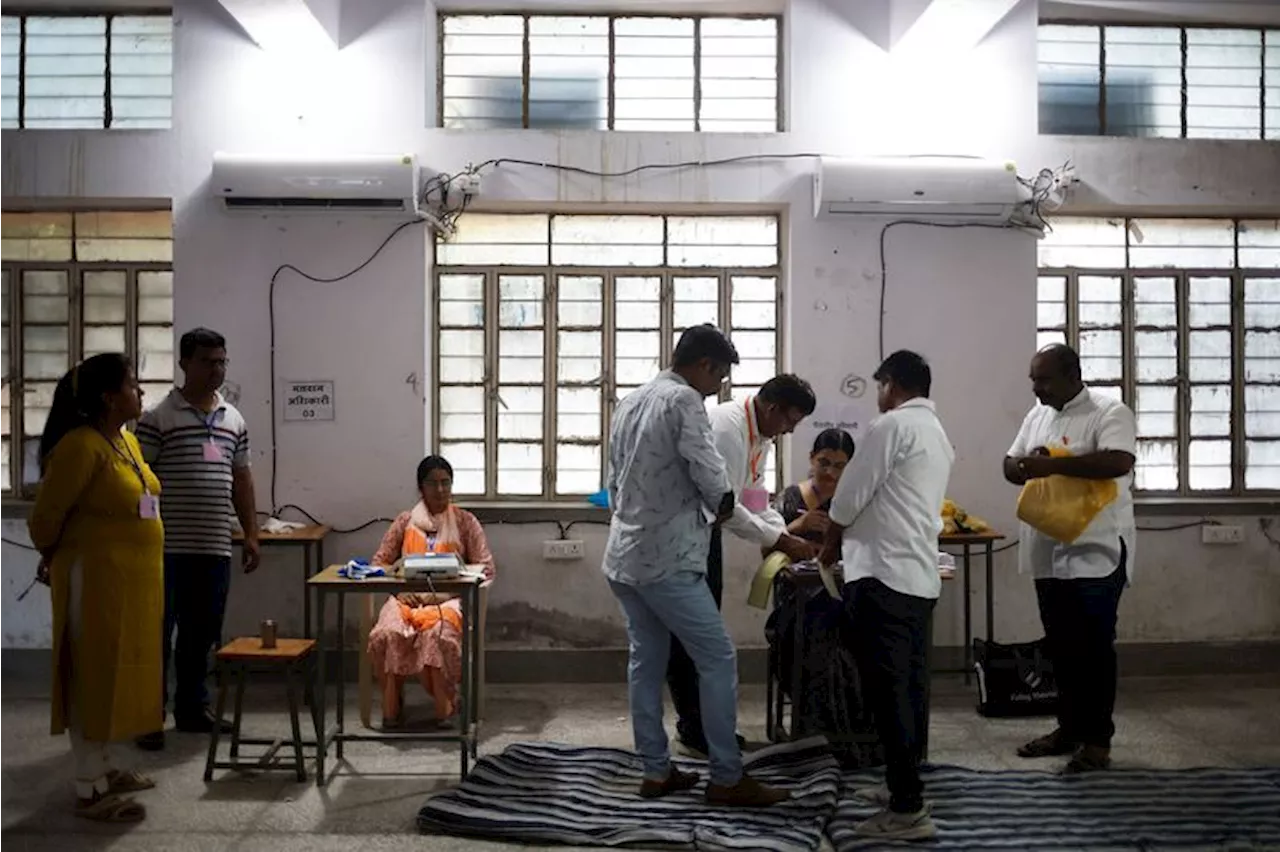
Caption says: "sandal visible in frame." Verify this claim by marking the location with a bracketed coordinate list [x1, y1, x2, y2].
[76, 793, 146, 823]
[107, 769, 156, 795]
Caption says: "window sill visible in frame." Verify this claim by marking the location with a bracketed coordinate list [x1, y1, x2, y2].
[456, 501, 611, 526]
[2, 499, 34, 521]
[1134, 497, 1280, 517]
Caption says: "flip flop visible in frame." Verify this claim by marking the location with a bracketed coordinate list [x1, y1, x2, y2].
[76, 793, 146, 823]
[107, 769, 156, 795]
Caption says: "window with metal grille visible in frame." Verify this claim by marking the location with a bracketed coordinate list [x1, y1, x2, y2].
[438, 13, 781, 132]
[0, 12, 172, 129]
[1037, 217, 1280, 497]
[434, 213, 782, 500]
[2, 210, 174, 495]
[1038, 23, 1280, 140]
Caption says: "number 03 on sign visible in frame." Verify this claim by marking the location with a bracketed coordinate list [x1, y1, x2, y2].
[284, 381, 336, 422]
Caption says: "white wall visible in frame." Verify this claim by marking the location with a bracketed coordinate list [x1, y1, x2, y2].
[4, 0, 1279, 653]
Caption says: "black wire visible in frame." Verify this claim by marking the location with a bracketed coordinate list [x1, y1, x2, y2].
[938, 518, 1221, 558]
[471, 153, 827, 181]
[267, 218, 426, 515]
[1, 537, 38, 551]
[877, 220, 1019, 361]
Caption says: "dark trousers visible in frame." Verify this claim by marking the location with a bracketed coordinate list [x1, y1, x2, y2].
[162, 553, 232, 723]
[846, 577, 935, 814]
[1035, 540, 1127, 749]
[666, 527, 724, 746]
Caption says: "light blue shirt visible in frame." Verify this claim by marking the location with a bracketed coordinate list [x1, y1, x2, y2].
[602, 370, 732, 585]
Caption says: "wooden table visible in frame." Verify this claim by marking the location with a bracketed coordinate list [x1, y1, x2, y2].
[306, 565, 483, 784]
[939, 531, 1006, 682]
[235, 525, 330, 639]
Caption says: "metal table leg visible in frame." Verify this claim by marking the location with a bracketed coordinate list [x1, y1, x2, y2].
[985, 540, 995, 648]
[303, 543, 313, 640]
[459, 583, 473, 777]
[315, 588, 328, 787]
[962, 544, 973, 684]
[336, 591, 346, 762]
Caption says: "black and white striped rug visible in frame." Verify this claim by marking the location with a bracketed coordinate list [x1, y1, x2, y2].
[416, 738, 840, 851]
[831, 765, 1280, 851]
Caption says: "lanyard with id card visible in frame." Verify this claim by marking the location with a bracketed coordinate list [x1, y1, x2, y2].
[107, 435, 159, 519]
[194, 408, 224, 462]
[740, 397, 770, 513]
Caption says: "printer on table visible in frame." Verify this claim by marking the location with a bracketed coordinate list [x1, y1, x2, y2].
[397, 551, 462, 579]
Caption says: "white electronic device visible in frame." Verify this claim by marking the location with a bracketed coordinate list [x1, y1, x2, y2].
[211, 152, 421, 216]
[813, 156, 1022, 222]
[400, 552, 462, 580]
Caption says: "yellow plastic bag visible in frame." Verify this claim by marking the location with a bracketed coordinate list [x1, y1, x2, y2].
[1015, 447, 1118, 544]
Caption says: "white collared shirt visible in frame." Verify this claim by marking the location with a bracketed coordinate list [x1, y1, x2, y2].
[707, 396, 788, 548]
[1008, 387, 1137, 582]
[829, 398, 954, 600]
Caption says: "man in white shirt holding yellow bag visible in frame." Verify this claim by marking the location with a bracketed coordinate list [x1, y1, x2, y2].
[1003, 343, 1136, 774]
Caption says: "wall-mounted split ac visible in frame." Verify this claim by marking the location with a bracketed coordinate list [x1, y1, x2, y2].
[211, 153, 420, 216]
[813, 156, 1022, 223]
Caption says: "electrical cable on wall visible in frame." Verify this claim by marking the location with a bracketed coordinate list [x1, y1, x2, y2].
[262, 152, 1072, 525]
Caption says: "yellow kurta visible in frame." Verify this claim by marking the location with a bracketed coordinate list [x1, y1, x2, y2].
[28, 426, 164, 742]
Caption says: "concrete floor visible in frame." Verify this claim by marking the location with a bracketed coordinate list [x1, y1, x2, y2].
[2, 673, 1279, 851]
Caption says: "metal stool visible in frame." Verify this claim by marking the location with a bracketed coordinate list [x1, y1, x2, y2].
[204, 637, 318, 783]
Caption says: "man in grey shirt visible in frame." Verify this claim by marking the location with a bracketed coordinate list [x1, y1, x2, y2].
[603, 324, 788, 808]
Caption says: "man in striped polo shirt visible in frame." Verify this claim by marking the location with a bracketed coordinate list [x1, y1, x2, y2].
[135, 328, 260, 750]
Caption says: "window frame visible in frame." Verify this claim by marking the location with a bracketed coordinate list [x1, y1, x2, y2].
[1037, 19, 1278, 140]
[431, 214, 785, 503]
[1037, 217, 1280, 501]
[1, 8, 173, 130]
[435, 10, 785, 132]
[3, 261, 175, 497]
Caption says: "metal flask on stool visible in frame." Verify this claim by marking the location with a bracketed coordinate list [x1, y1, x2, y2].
[260, 619, 278, 649]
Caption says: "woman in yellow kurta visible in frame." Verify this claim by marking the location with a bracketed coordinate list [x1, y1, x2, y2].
[28, 353, 164, 823]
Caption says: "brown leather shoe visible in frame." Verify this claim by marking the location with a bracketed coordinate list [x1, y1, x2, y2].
[1017, 728, 1078, 758]
[639, 767, 700, 799]
[1063, 744, 1111, 774]
[705, 773, 791, 807]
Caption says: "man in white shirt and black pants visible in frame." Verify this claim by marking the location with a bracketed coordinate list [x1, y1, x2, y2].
[668, 374, 818, 757]
[1004, 344, 1135, 774]
[819, 350, 953, 843]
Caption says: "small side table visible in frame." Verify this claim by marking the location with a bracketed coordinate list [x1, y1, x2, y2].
[938, 531, 1006, 682]
[235, 525, 331, 638]
[204, 637, 319, 783]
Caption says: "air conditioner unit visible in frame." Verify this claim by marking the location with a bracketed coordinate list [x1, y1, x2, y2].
[211, 153, 420, 216]
[813, 156, 1022, 222]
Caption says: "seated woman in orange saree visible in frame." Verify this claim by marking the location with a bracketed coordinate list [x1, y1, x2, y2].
[367, 456, 495, 726]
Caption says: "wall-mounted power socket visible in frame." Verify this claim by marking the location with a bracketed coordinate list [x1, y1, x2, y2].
[1201, 524, 1245, 545]
[543, 539, 585, 560]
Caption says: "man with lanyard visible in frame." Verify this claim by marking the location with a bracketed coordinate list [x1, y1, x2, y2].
[818, 350, 953, 842]
[667, 373, 818, 758]
[135, 328, 261, 750]
[1004, 343, 1135, 774]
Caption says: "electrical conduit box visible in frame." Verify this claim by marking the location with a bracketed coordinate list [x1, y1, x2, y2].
[544, 540, 585, 561]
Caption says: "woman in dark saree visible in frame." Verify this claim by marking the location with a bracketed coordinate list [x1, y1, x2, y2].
[767, 429, 883, 768]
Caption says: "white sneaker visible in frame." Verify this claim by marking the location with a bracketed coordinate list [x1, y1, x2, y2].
[853, 783, 890, 806]
[853, 807, 937, 841]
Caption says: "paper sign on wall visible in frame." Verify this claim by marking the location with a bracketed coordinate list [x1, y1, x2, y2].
[802, 401, 876, 445]
[283, 381, 335, 422]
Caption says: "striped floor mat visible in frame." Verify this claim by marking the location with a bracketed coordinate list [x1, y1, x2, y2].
[417, 738, 840, 851]
[831, 765, 1280, 851]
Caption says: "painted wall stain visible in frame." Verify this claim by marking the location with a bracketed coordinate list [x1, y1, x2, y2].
[488, 602, 626, 649]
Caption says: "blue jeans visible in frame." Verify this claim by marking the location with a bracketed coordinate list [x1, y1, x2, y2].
[162, 553, 232, 723]
[610, 570, 742, 786]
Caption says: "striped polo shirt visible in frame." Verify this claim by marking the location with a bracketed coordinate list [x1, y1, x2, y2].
[136, 388, 251, 557]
